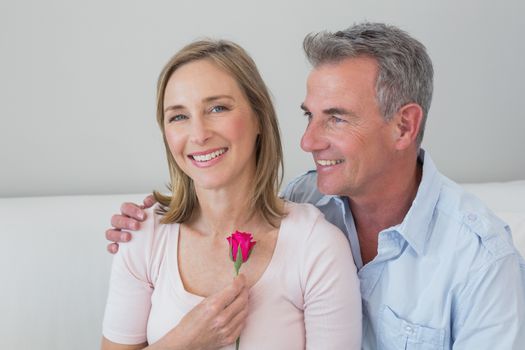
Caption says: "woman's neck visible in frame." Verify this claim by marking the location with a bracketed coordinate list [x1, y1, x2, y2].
[189, 184, 263, 238]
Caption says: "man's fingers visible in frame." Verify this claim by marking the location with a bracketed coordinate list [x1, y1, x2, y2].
[107, 242, 119, 254]
[105, 229, 131, 242]
[111, 214, 140, 231]
[120, 202, 147, 221]
[142, 194, 157, 209]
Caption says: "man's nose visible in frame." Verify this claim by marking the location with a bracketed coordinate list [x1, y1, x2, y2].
[301, 118, 328, 152]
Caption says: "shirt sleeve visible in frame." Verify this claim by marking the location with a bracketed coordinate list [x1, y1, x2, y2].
[279, 174, 301, 201]
[301, 213, 362, 350]
[102, 211, 156, 345]
[452, 253, 525, 349]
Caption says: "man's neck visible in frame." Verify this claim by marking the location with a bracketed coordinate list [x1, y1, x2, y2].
[349, 158, 422, 265]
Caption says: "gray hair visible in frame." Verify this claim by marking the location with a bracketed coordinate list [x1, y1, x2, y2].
[303, 22, 433, 145]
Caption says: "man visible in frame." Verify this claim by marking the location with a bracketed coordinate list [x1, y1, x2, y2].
[106, 22, 525, 349]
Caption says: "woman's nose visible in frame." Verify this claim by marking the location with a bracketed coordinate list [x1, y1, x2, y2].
[189, 117, 212, 145]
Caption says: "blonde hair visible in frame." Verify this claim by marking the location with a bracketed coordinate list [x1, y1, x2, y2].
[153, 39, 284, 226]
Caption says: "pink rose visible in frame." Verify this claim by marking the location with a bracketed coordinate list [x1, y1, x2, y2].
[227, 231, 256, 264]
[226, 231, 256, 350]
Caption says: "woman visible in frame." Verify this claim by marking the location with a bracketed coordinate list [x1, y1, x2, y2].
[102, 40, 361, 349]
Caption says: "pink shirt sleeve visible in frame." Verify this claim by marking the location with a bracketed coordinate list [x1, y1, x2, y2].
[102, 209, 157, 345]
[300, 211, 362, 349]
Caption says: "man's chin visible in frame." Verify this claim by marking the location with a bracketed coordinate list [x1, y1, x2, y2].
[316, 179, 342, 196]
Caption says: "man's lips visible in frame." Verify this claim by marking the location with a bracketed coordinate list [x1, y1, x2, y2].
[316, 159, 344, 166]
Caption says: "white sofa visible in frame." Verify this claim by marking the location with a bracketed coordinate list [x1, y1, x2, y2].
[1, 182, 524, 350]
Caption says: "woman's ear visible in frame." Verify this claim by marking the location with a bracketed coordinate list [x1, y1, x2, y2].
[392, 103, 423, 150]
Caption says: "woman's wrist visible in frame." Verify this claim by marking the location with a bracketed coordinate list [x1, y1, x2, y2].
[153, 325, 194, 350]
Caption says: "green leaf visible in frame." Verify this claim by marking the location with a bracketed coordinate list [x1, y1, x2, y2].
[234, 245, 243, 274]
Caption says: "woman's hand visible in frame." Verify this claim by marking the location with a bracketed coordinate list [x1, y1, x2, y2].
[161, 274, 250, 350]
[102, 275, 249, 350]
[105, 195, 156, 254]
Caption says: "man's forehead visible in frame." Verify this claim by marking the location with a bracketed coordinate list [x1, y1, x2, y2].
[306, 58, 377, 99]
[308, 56, 379, 81]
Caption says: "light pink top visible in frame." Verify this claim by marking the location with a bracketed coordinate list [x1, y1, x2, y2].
[103, 202, 361, 349]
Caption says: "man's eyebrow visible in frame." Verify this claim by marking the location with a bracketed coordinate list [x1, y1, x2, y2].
[164, 95, 234, 113]
[323, 107, 356, 116]
[300, 103, 356, 117]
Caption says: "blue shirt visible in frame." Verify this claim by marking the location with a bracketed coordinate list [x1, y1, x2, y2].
[282, 150, 525, 349]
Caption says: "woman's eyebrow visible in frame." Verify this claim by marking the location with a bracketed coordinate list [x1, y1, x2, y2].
[203, 95, 234, 103]
[164, 104, 184, 113]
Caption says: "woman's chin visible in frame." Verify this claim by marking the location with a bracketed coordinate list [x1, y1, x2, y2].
[193, 177, 232, 192]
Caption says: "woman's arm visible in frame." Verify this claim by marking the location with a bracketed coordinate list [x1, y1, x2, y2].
[103, 215, 249, 350]
[101, 337, 148, 350]
[101, 276, 248, 350]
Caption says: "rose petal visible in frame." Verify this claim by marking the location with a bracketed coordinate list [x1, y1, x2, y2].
[227, 236, 239, 262]
[227, 231, 256, 263]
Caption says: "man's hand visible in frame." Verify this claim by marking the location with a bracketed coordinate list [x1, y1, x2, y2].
[105, 195, 156, 254]
[158, 275, 250, 350]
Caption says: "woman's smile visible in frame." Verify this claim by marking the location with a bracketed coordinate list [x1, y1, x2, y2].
[163, 59, 260, 190]
[188, 147, 229, 167]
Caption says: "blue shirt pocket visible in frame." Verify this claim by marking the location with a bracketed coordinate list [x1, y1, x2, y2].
[378, 305, 445, 350]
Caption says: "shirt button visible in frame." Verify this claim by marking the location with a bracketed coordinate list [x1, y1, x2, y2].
[467, 213, 477, 221]
[405, 325, 414, 334]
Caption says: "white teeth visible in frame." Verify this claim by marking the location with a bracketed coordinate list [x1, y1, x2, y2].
[192, 149, 226, 162]
[317, 159, 343, 166]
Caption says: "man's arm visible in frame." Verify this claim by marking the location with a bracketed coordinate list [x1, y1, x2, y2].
[452, 254, 525, 349]
[105, 195, 156, 253]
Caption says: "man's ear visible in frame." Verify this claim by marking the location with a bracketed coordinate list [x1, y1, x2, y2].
[392, 103, 423, 150]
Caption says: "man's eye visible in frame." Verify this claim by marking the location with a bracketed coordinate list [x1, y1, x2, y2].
[331, 116, 345, 123]
[211, 105, 227, 113]
[167, 114, 187, 123]
[303, 111, 312, 121]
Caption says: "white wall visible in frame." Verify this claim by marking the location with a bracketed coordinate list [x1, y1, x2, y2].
[1, 0, 524, 198]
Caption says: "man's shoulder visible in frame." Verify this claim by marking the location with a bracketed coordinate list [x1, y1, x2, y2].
[433, 177, 519, 268]
[281, 170, 326, 205]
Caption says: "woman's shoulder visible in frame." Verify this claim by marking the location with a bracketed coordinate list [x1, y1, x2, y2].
[116, 205, 178, 280]
[119, 205, 178, 261]
[283, 201, 322, 221]
[282, 201, 346, 242]
[123, 205, 174, 248]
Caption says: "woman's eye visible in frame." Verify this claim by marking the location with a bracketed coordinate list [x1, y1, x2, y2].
[167, 114, 187, 123]
[211, 105, 227, 113]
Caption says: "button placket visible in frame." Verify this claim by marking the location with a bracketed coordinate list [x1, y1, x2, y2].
[402, 320, 418, 338]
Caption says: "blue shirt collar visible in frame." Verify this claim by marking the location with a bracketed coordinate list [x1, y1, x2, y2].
[313, 149, 443, 256]
[315, 193, 341, 207]
[394, 149, 442, 255]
